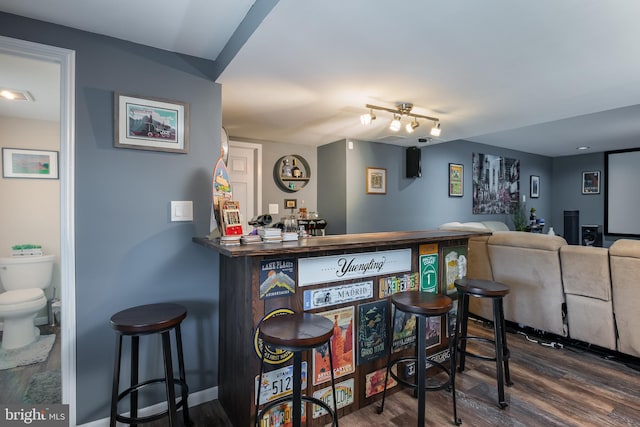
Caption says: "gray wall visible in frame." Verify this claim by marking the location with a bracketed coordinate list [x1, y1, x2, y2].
[552, 152, 607, 243]
[319, 139, 554, 234]
[1, 13, 221, 424]
[260, 140, 318, 218]
[318, 140, 347, 234]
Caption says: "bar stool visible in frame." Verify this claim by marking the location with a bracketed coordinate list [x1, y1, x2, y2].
[255, 312, 338, 427]
[378, 291, 460, 426]
[455, 278, 513, 409]
[110, 303, 190, 426]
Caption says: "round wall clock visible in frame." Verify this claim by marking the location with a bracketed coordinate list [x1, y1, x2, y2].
[221, 127, 229, 164]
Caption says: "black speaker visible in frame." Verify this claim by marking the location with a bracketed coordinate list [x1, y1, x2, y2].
[581, 225, 603, 247]
[406, 147, 421, 178]
[563, 210, 579, 245]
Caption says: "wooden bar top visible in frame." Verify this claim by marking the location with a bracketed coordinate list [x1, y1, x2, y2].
[193, 229, 490, 257]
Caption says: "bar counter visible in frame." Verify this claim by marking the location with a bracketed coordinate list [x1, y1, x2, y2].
[194, 229, 490, 426]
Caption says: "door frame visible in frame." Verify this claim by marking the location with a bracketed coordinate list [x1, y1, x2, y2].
[229, 140, 263, 221]
[0, 36, 77, 424]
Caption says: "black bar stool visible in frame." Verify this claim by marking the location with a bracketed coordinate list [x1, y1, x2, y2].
[378, 291, 460, 426]
[455, 278, 513, 409]
[255, 312, 338, 427]
[110, 303, 190, 426]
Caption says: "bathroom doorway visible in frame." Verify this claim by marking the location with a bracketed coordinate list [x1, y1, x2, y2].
[0, 36, 76, 423]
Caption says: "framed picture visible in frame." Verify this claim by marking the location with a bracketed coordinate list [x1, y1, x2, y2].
[582, 171, 600, 194]
[530, 175, 540, 198]
[448, 163, 463, 197]
[114, 93, 189, 153]
[284, 198, 297, 209]
[366, 167, 387, 194]
[2, 148, 59, 179]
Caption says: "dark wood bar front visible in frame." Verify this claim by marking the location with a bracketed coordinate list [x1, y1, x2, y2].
[194, 229, 489, 427]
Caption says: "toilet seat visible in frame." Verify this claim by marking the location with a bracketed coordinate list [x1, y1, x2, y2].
[0, 289, 46, 315]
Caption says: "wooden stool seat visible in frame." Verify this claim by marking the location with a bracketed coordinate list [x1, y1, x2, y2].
[454, 278, 509, 298]
[110, 303, 190, 427]
[259, 312, 333, 349]
[455, 278, 513, 409]
[256, 312, 338, 427]
[379, 291, 460, 426]
[110, 302, 186, 334]
[391, 291, 453, 316]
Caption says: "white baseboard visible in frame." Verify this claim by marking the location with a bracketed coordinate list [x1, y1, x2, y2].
[77, 386, 218, 427]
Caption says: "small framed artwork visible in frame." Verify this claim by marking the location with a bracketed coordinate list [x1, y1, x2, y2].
[582, 171, 601, 195]
[2, 148, 59, 179]
[114, 93, 189, 153]
[284, 198, 297, 209]
[448, 163, 463, 197]
[530, 175, 540, 198]
[366, 167, 387, 194]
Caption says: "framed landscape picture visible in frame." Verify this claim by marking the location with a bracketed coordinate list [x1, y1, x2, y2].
[114, 93, 189, 153]
[2, 148, 59, 179]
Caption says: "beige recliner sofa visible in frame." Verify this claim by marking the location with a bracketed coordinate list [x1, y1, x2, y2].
[487, 232, 568, 337]
[609, 239, 640, 358]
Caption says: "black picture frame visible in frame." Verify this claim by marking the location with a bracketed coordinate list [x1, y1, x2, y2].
[530, 175, 540, 198]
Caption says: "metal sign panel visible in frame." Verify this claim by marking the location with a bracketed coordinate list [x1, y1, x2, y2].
[298, 249, 411, 287]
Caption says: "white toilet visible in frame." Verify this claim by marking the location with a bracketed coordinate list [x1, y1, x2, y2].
[0, 254, 55, 350]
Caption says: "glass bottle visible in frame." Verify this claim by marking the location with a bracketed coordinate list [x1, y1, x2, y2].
[292, 158, 302, 178]
[281, 159, 292, 177]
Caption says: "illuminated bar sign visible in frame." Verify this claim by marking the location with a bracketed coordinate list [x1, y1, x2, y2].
[298, 248, 411, 287]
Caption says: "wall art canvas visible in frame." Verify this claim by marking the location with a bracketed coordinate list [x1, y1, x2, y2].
[472, 152, 520, 214]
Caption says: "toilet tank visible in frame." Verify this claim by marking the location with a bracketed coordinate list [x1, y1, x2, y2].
[0, 254, 55, 291]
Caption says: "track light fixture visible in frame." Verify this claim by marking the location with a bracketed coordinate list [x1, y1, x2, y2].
[361, 103, 441, 136]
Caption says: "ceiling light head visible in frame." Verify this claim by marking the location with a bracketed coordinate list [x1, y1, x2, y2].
[0, 88, 34, 102]
[406, 120, 419, 133]
[576, 146, 590, 151]
[389, 115, 402, 132]
[360, 109, 376, 125]
[430, 122, 441, 137]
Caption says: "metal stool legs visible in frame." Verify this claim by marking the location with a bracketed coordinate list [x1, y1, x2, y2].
[110, 325, 190, 426]
[255, 343, 338, 427]
[456, 291, 512, 409]
[378, 307, 460, 426]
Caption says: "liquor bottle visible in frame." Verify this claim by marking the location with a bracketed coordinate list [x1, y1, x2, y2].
[281, 159, 292, 177]
[292, 158, 302, 178]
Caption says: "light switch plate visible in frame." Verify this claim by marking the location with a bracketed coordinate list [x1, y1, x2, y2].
[171, 201, 193, 222]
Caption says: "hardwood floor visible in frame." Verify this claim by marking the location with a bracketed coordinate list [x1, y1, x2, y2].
[0, 324, 61, 404]
[175, 319, 640, 426]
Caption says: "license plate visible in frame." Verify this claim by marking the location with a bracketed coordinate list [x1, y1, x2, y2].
[255, 362, 308, 404]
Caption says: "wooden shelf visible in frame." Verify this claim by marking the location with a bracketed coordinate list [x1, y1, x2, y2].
[274, 154, 311, 192]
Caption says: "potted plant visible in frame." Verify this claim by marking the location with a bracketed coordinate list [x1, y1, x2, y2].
[512, 203, 527, 231]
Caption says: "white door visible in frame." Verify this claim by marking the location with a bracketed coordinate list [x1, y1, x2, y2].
[227, 141, 262, 234]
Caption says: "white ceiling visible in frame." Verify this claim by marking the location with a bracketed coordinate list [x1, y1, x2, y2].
[3, 0, 640, 157]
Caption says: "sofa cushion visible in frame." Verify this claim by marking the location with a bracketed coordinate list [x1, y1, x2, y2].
[438, 221, 489, 232]
[481, 221, 510, 232]
[560, 245, 611, 301]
